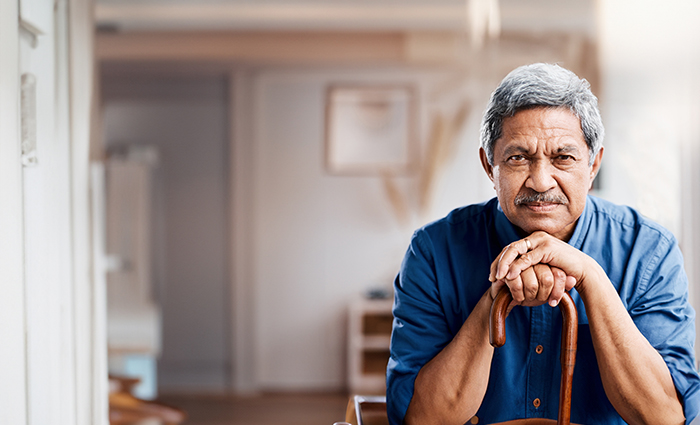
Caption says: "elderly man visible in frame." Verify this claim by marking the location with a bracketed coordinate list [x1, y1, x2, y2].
[386, 63, 700, 424]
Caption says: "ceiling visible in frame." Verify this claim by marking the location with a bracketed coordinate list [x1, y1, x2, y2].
[95, 0, 596, 36]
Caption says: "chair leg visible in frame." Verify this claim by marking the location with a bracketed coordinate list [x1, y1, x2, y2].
[344, 396, 358, 425]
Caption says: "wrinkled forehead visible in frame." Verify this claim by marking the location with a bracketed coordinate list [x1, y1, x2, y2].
[499, 141, 586, 158]
[494, 107, 588, 157]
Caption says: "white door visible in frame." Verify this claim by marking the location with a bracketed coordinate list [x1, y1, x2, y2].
[19, 0, 82, 423]
[0, 0, 106, 423]
[0, 0, 28, 420]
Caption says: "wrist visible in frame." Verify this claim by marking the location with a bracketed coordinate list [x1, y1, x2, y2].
[575, 258, 606, 298]
[485, 286, 495, 303]
[477, 288, 497, 337]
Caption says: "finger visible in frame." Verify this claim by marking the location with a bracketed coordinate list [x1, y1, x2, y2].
[489, 245, 513, 282]
[520, 267, 539, 303]
[490, 278, 507, 300]
[488, 243, 509, 282]
[565, 275, 577, 291]
[505, 274, 525, 303]
[493, 239, 532, 281]
[533, 264, 554, 303]
[489, 253, 500, 283]
[504, 249, 543, 281]
[548, 267, 567, 307]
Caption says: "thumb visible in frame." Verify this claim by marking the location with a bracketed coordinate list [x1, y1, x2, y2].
[565, 275, 577, 291]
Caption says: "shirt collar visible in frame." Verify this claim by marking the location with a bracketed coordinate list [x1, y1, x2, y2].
[493, 196, 592, 249]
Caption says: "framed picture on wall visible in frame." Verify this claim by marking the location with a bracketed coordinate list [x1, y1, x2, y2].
[325, 85, 418, 175]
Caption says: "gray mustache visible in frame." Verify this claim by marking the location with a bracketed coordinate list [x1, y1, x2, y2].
[514, 191, 568, 205]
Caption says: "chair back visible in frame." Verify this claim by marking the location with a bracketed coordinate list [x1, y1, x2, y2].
[344, 395, 388, 425]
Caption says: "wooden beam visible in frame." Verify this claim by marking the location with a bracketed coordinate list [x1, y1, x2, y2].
[95, 30, 597, 72]
[96, 31, 410, 64]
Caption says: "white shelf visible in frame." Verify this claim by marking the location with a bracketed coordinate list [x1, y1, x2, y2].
[348, 297, 393, 395]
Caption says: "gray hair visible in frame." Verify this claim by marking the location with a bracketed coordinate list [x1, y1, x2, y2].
[480, 63, 604, 165]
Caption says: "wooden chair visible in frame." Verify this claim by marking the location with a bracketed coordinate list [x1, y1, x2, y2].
[109, 375, 186, 425]
[343, 395, 389, 425]
[489, 286, 580, 425]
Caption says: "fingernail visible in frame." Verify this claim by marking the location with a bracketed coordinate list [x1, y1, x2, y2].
[549, 300, 558, 307]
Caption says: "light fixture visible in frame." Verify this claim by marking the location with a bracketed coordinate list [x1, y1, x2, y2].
[466, 0, 501, 48]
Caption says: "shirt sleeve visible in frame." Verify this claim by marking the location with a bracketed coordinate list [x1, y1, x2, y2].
[627, 232, 700, 424]
[386, 230, 455, 425]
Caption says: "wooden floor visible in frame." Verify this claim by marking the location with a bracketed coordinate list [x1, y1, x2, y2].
[158, 392, 349, 425]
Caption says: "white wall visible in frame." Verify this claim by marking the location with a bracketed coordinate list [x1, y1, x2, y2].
[597, 0, 696, 233]
[597, 0, 700, 349]
[249, 68, 492, 389]
[102, 75, 231, 392]
[100, 64, 494, 392]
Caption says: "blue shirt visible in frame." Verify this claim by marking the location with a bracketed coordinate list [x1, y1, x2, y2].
[387, 196, 700, 424]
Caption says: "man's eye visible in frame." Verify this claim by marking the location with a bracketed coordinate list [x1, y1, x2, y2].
[507, 155, 526, 162]
[557, 155, 575, 162]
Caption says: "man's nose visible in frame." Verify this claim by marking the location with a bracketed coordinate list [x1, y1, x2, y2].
[525, 160, 557, 193]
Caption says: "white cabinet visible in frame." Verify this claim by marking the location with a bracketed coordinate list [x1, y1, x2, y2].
[105, 153, 161, 399]
[348, 298, 393, 394]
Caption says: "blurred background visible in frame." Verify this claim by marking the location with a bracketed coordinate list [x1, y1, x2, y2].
[91, 0, 700, 423]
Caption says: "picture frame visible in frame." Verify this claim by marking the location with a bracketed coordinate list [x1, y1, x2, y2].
[324, 85, 417, 175]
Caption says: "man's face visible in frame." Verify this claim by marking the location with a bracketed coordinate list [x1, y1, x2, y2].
[480, 107, 603, 241]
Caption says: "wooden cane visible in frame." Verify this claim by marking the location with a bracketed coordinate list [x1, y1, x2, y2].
[489, 286, 578, 425]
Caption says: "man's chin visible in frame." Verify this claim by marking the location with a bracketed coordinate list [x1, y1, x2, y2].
[509, 214, 572, 238]
[517, 221, 577, 241]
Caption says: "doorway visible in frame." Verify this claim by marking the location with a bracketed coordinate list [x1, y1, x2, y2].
[101, 68, 231, 394]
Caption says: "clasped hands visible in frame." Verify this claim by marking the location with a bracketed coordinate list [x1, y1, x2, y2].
[489, 231, 591, 308]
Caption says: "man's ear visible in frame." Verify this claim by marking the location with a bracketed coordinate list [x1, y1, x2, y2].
[589, 146, 604, 188]
[479, 147, 495, 182]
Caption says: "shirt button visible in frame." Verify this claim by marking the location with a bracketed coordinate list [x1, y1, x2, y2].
[470, 416, 479, 424]
[535, 345, 543, 354]
[533, 398, 541, 408]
